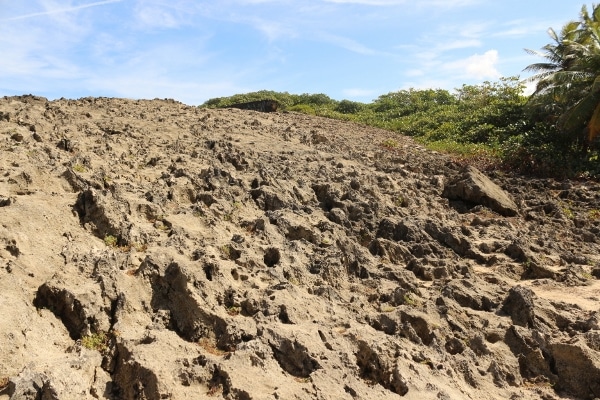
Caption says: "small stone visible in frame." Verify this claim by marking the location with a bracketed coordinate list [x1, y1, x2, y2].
[0, 196, 12, 207]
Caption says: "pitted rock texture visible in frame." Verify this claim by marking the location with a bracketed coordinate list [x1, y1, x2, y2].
[1, 95, 600, 399]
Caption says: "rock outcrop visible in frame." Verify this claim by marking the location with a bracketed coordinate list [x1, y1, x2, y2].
[1, 95, 600, 399]
[443, 165, 519, 216]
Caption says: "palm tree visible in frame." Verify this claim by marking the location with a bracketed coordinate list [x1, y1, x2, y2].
[524, 4, 600, 147]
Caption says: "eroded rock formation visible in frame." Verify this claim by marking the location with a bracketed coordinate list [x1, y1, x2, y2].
[1, 95, 600, 399]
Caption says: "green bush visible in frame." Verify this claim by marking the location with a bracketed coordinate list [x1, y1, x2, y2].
[287, 104, 316, 115]
[336, 100, 365, 114]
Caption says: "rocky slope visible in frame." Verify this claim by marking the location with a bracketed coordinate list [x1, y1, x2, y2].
[1, 95, 600, 400]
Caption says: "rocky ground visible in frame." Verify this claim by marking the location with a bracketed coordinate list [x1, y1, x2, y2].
[1, 95, 600, 400]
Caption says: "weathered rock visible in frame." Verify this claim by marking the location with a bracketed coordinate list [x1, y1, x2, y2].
[73, 189, 131, 242]
[5, 369, 58, 400]
[0, 96, 599, 400]
[501, 286, 536, 328]
[34, 278, 112, 339]
[443, 165, 518, 216]
[549, 340, 600, 398]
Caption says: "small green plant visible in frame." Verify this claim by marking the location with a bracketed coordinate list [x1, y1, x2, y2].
[81, 331, 109, 352]
[220, 245, 231, 259]
[402, 294, 417, 306]
[381, 139, 399, 148]
[394, 195, 407, 207]
[560, 201, 575, 219]
[380, 304, 396, 313]
[589, 209, 600, 220]
[73, 163, 87, 173]
[132, 242, 148, 252]
[156, 222, 170, 231]
[226, 306, 240, 316]
[104, 235, 118, 247]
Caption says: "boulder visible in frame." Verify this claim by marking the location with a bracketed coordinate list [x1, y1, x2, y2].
[443, 166, 518, 216]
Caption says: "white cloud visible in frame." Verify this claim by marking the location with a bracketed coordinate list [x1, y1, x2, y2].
[445, 50, 500, 80]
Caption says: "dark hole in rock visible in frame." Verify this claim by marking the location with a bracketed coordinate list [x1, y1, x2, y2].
[270, 339, 320, 378]
[5, 240, 20, 257]
[344, 385, 358, 398]
[204, 264, 216, 281]
[445, 337, 465, 355]
[231, 269, 239, 280]
[278, 306, 292, 324]
[264, 248, 280, 267]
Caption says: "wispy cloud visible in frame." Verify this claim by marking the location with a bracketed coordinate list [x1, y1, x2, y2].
[437, 39, 482, 51]
[317, 32, 380, 55]
[132, 0, 201, 30]
[323, 0, 480, 6]
[2, 0, 122, 21]
[240, 16, 297, 41]
[492, 19, 555, 38]
[323, 0, 408, 4]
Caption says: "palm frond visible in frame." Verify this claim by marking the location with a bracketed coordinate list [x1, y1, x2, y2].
[560, 93, 600, 134]
[588, 102, 600, 141]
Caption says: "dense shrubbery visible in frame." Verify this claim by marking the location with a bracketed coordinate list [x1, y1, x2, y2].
[202, 90, 337, 111]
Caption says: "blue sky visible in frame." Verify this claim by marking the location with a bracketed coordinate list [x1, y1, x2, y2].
[0, 1, 584, 105]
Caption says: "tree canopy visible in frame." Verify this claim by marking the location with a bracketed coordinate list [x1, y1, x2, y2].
[525, 3, 600, 144]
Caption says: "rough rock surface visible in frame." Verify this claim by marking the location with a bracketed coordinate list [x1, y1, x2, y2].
[1, 95, 600, 399]
[443, 165, 519, 216]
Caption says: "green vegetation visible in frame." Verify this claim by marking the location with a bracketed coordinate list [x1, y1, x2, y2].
[103, 235, 118, 247]
[81, 331, 109, 352]
[381, 139, 399, 149]
[226, 306, 241, 316]
[200, 4, 600, 179]
[72, 163, 87, 173]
